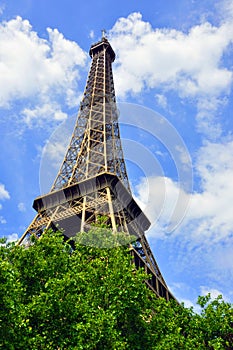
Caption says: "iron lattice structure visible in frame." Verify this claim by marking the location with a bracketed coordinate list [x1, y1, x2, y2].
[18, 37, 175, 301]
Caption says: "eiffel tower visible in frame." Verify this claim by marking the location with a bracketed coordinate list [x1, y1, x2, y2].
[18, 34, 175, 301]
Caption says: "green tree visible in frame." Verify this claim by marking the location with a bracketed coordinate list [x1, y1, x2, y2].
[0, 229, 232, 349]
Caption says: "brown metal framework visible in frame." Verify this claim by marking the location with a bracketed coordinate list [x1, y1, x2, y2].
[18, 37, 175, 301]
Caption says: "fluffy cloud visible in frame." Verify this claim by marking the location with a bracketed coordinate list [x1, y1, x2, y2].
[110, 12, 233, 137]
[135, 138, 233, 246]
[0, 183, 10, 200]
[22, 103, 68, 127]
[111, 13, 233, 98]
[0, 216, 6, 224]
[42, 138, 69, 170]
[0, 16, 87, 125]
[18, 202, 26, 212]
[155, 94, 168, 110]
[7, 233, 19, 242]
[187, 140, 233, 241]
[200, 286, 228, 301]
[134, 176, 190, 235]
[0, 184, 10, 225]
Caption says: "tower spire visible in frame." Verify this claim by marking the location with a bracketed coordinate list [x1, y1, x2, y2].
[101, 29, 107, 39]
[51, 37, 127, 191]
[18, 37, 175, 301]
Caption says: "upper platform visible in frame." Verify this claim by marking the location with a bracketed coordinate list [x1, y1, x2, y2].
[89, 37, 115, 62]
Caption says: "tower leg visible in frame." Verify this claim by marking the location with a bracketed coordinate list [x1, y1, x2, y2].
[81, 196, 86, 232]
[106, 187, 117, 232]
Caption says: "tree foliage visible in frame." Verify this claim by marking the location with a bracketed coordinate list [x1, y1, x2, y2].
[0, 229, 232, 349]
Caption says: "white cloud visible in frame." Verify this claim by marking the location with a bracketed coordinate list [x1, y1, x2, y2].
[0, 184, 9, 225]
[0, 16, 87, 125]
[181, 299, 196, 309]
[187, 140, 233, 241]
[137, 139, 233, 244]
[195, 96, 225, 139]
[7, 233, 19, 242]
[200, 286, 227, 300]
[111, 13, 233, 98]
[18, 202, 26, 212]
[134, 176, 190, 236]
[43, 138, 69, 170]
[0, 183, 10, 200]
[222, 0, 233, 20]
[0, 4, 5, 15]
[110, 12, 233, 138]
[155, 94, 168, 109]
[89, 30, 95, 39]
[22, 103, 68, 128]
[0, 216, 6, 224]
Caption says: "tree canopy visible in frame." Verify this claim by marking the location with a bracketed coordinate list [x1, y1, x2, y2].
[0, 228, 232, 349]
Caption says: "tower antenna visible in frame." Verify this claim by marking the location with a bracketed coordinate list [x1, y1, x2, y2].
[101, 28, 107, 39]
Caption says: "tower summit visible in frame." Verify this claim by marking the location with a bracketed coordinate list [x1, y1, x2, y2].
[18, 37, 175, 300]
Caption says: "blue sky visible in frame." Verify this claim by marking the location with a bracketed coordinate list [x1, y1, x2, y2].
[0, 0, 233, 306]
